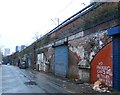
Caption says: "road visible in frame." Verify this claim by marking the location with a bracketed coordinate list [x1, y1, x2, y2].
[1, 65, 47, 93]
[1, 65, 95, 94]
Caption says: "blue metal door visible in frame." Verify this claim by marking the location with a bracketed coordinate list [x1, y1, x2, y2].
[54, 45, 68, 78]
[112, 37, 120, 91]
[108, 26, 120, 91]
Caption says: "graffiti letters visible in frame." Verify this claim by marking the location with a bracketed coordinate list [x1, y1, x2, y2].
[97, 62, 112, 87]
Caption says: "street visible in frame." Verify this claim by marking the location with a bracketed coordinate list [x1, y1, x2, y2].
[1, 65, 46, 93]
[1, 65, 95, 94]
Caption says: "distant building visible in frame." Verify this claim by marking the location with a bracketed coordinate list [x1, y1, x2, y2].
[21, 45, 26, 50]
[4, 48, 10, 56]
[15, 46, 21, 52]
[16, 46, 19, 52]
[15, 45, 26, 52]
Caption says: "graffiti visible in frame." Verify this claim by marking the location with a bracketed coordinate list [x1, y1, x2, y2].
[69, 30, 111, 68]
[96, 62, 112, 87]
[90, 42, 112, 87]
[68, 30, 112, 82]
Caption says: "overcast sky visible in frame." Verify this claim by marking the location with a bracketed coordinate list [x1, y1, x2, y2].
[0, 0, 90, 54]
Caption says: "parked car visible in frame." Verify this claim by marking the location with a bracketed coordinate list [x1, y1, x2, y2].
[7, 63, 10, 65]
[19, 61, 26, 69]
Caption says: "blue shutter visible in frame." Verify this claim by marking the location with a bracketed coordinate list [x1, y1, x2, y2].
[54, 45, 68, 78]
[108, 26, 120, 91]
[112, 37, 120, 91]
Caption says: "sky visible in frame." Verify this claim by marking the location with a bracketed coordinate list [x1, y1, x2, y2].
[0, 0, 90, 54]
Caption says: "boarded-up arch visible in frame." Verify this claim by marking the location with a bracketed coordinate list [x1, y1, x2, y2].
[91, 42, 112, 87]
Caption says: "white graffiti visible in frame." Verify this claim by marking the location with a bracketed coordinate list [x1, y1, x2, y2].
[96, 62, 112, 87]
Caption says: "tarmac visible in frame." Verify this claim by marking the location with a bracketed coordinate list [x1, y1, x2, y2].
[22, 68, 120, 94]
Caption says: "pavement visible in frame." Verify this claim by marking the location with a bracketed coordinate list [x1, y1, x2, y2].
[22, 68, 99, 93]
[23, 68, 120, 94]
[2, 65, 120, 94]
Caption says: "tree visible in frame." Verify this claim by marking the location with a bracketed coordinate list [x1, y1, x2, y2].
[32, 32, 42, 41]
